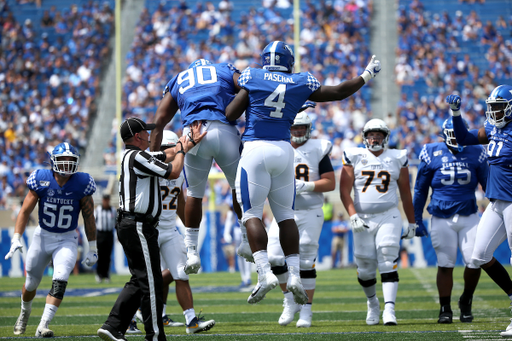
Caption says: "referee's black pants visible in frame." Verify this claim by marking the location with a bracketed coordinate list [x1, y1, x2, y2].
[96, 230, 114, 279]
[103, 218, 166, 341]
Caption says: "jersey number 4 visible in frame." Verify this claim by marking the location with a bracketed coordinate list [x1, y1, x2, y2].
[178, 66, 218, 94]
[265, 84, 286, 118]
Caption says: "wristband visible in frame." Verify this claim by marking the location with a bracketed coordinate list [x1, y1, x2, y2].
[302, 181, 315, 192]
[88, 240, 97, 252]
[451, 109, 461, 117]
[12, 233, 21, 241]
[360, 70, 372, 84]
[177, 150, 185, 156]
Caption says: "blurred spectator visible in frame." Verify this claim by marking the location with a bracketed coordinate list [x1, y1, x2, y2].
[331, 213, 349, 269]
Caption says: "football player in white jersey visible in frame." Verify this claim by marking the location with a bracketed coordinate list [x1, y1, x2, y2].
[154, 131, 215, 334]
[267, 112, 336, 328]
[339, 119, 417, 326]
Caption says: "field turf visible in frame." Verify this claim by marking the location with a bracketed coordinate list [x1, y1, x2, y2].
[0, 267, 510, 340]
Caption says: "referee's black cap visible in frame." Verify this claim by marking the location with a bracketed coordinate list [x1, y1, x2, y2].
[120, 117, 156, 141]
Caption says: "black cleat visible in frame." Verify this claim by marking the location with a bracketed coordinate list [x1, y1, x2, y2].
[438, 305, 453, 324]
[459, 299, 473, 323]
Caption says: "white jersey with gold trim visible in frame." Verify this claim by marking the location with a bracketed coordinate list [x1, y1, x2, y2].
[158, 173, 184, 230]
[342, 148, 408, 215]
[294, 139, 332, 210]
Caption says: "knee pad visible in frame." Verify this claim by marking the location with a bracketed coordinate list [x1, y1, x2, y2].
[356, 256, 377, 281]
[358, 277, 377, 288]
[275, 272, 289, 285]
[269, 254, 286, 268]
[381, 271, 399, 283]
[300, 255, 316, 271]
[271, 264, 288, 275]
[377, 245, 399, 274]
[301, 277, 316, 290]
[300, 269, 317, 279]
[49, 280, 68, 300]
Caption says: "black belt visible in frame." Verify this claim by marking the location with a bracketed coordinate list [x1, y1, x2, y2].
[118, 210, 156, 224]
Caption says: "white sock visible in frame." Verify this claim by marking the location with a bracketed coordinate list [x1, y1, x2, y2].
[41, 304, 58, 325]
[300, 303, 312, 317]
[285, 254, 300, 272]
[183, 308, 196, 325]
[162, 304, 167, 317]
[21, 297, 33, 311]
[253, 250, 271, 275]
[382, 281, 398, 305]
[184, 228, 200, 252]
[361, 283, 377, 300]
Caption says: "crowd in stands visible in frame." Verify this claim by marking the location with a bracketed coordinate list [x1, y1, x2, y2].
[1, 0, 511, 209]
[0, 0, 114, 208]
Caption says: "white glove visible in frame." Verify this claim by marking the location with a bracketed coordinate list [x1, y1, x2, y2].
[349, 214, 369, 233]
[82, 241, 98, 266]
[360, 55, 381, 83]
[295, 180, 315, 195]
[5, 233, 22, 260]
[223, 232, 232, 244]
[401, 223, 417, 240]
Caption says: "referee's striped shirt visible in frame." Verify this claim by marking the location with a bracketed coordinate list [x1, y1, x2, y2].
[119, 145, 172, 218]
[95, 205, 117, 232]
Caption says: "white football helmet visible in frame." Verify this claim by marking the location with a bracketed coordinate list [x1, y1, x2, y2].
[362, 119, 390, 152]
[291, 112, 312, 144]
[161, 130, 179, 149]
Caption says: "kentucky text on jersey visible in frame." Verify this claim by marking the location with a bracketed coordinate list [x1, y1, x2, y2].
[263, 73, 296, 83]
[442, 162, 470, 168]
[46, 197, 74, 205]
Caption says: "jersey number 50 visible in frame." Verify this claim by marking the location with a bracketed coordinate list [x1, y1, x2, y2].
[178, 66, 218, 94]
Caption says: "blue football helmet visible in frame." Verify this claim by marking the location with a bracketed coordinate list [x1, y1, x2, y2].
[188, 59, 212, 69]
[486, 84, 512, 128]
[261, 41, 295, 73]
[442, 117, 468, 152]
[50, 142, 80, 176]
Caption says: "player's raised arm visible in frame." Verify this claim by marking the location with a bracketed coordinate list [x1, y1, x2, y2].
[446, 94, 488, 145]
[309, 55, 381, 102]
[151, 89, 180, 151]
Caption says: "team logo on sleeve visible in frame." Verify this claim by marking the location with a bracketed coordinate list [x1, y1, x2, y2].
[39, 181, 50, 187]
[433, 150, 442, 157]
[361, 159, 368, 165]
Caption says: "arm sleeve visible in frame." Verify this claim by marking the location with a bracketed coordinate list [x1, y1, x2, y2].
[318, 154, 334, 175]
[476, 147, 489, 193]
[453, 115, 480, 145]
[413, 160, 433, 223]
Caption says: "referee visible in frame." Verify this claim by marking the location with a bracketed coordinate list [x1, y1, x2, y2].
[98, 117, 205, 341]
[94, 192, 116, 283]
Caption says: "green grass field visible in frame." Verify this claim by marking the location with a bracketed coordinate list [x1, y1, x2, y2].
[0, 267, 510, 340]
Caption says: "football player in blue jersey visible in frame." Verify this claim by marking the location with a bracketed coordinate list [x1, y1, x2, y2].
[150, 59, 245, 275]
[225, 41, 381, 305]
[413, 117, 488, 324]
[5, 142, 98, 337]
[447, 87, 512, 337]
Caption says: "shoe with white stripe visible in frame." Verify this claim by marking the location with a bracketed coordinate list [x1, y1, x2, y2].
[186, 314, 215, 334]
[237, 241, 254, 263]
[35, 319, 54, 338]
[163, 314, 184, 327]
[248, 271, 279, 304]
[125, 320, 141, 334]
[278, 293, 301, 326]
[383, 306, 397, 326]
[184, 251, 201, 275]
[13, 308, 31, 335]
[296, 306, 312, 328]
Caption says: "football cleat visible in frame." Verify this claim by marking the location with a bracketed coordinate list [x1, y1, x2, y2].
[501, 318, 512, 337]
[237, 241, 254, 263]
[287, 270, 308, 305]
[383, 306, 397, 326]
[35, 320, 53, 338]
[184, 252, 201, 275]
[13, 308, 31, 335]
[125, 320, 141, 334]
[186, 313, 215, 334]
[163, 315, 184, 327]
[366, 298, 380, 325]
[458, 299, 473, 323]
[278, 292, 302, 326]
[438, 305, 453, 324]
[248, 271, 279, 304]
[296, 306, 312, 328]
[98, 324, 127, 341]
